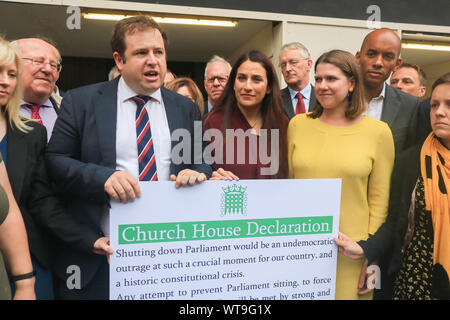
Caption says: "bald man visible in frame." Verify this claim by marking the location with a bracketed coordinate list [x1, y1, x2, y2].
[356, 28, 420, 154]
[15, 38, 62, 141]
[355, 28, 421, 301]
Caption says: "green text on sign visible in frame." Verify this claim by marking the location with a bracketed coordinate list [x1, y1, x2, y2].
[118, 216, 333, 244]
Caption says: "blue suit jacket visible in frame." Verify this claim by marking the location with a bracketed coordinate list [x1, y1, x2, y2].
[46, 77, 212, 291]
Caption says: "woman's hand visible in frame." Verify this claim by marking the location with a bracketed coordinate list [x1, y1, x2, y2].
[13, 278, 36, 300]
[210, 168, 239, 181]
[170, 169, 207, 189]
[333, 232, 365, 260]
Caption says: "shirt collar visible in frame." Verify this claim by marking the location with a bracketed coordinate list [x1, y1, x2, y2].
[118, 77, 162, 104]
[21, 98, 53, 108]
[288, 83, 311, 100]
[372, 83, 386, 101]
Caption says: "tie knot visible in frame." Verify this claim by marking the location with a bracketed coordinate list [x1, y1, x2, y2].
[26, 104, 41, 111]
[131, 95, 151, 108]
[25, 104, 43, 125]
[296, 92, 303, 101]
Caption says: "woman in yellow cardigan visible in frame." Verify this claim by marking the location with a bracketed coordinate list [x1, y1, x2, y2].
[288, 50, 394, 300]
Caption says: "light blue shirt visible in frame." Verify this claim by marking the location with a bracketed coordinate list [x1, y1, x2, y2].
[288, 83, 312, 113]
[20, 98, 58, 142]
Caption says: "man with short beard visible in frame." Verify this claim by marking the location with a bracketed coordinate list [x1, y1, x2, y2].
[356, 28, 421, 154]
[355, 28, 421, 300]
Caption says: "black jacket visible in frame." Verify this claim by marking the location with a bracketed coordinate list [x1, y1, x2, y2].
[6, 121, 99, 268]
[358, 144, 421, 276]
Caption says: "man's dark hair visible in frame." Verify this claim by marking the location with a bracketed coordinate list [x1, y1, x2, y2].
[396, 62, 427, 86]
[110, 15, 168, 62]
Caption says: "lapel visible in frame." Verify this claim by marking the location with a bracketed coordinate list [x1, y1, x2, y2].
[93, 78, 120, 168]
[161, 87, 182, 135]
[380, 85, 400, 129]
[6, 122, 27, 200]
[50, 94, 62, 114]
[281, 87, 295, 119]
[309, 85, 317, 112]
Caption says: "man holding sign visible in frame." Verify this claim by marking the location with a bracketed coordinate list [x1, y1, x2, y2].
[46, 16, 211, 299]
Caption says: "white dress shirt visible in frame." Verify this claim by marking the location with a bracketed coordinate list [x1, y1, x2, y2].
[364, 83, 386, 121]
[288, 83, 312, 113]
[115, 78, 171, 181]
[102, 78, 172, 235]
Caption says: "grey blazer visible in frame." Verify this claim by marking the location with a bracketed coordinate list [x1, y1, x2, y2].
[281, 86, 317, 120]
[381, 85, 421, 154]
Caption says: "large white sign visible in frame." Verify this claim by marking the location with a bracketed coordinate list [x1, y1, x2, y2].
[110, 179, 341, 300]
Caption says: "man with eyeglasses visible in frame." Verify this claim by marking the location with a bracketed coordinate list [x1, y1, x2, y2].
[203, 55, 231, 115]
[279, 42, 316, 119]
[14, 38, 62, 141]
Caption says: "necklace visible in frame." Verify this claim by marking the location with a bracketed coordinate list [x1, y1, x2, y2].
[248, 118, 260, 128]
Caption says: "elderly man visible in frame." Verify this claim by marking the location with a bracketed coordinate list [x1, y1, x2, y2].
[390, 62, 427, 99]
[14, 38, 62, 141]
[46, 16, 212, 299]
[203, 55, 231, 115]
[356, 28, 421, 154]
[279, 42, 316, 119]
[9, 37, 111, 300]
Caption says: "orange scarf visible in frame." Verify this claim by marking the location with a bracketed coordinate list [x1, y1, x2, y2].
[420, 133, 450, 276]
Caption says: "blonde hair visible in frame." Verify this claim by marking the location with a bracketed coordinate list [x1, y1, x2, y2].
[0, 36, 32, 133]
[166, 77, 205, 115]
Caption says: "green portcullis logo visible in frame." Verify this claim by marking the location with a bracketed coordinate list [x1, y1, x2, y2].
[221, 184, 247, 216]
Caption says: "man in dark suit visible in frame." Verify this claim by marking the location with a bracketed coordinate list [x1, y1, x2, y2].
[390, 62, 427, 99]
[356, 28, 421, 154]
[390, 62, 431, 144]
[279, 42, 316, 119]
[46, 16, 212, 299]
[14, 38, 62, 141]
[355, 28, 421, 300]
[8, 37, 108, 300]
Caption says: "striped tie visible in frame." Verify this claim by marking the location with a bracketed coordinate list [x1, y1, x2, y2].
[131, 95, 158, 181]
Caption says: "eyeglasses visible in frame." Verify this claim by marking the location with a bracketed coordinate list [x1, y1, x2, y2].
[22, 57, 62, 72]
[206, 76, 228, 84]
[279, 58, 309, 70]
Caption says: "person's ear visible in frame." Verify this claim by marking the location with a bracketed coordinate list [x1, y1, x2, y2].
[113, 52, 124, 70]
[418, 86, 426, 98]
[395, 57, 402, 69]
